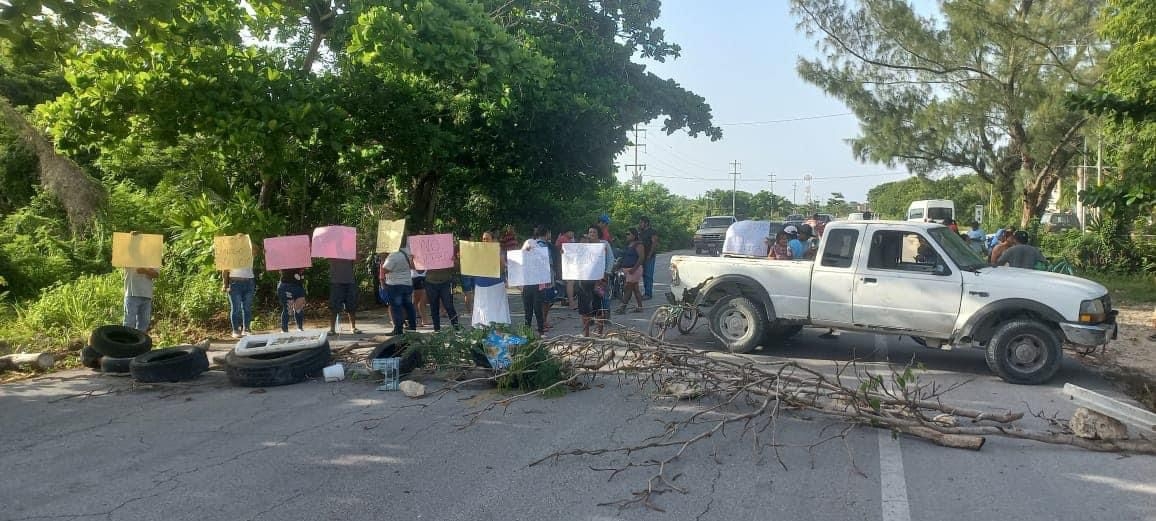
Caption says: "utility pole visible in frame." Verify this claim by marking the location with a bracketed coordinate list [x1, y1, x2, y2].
[768, 173, 776, 219]
[729, 160, 741, 217]
[624, 125, 647, 187]
[792, 182, 798, 207]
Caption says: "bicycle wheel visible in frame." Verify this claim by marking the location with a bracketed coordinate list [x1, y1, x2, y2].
[677, 306, 699, 334]
[648, 307, 672, 340]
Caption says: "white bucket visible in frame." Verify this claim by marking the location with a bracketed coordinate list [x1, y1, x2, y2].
[322, 363, 345, 382]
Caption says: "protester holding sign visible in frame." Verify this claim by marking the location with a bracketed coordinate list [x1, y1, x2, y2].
[328, 257, 362, 335]
[123, 267, 159, 333]
[572, 226, 609, 337]
[520, 225, 553, 335]
[472, 230, 511, 327]
[217, 235, 256, 339]
[277, 268, 307, 333]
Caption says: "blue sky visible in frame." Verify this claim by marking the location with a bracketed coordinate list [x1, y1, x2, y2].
[615, 1, 915, 205]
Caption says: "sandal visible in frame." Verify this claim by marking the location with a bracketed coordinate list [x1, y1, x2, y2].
[351, 328, 363, 335]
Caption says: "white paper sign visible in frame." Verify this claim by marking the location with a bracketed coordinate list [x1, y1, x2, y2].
[723, 220, 771, 257]
[507, 248, 552, 286]
[561, 243, 605, 281]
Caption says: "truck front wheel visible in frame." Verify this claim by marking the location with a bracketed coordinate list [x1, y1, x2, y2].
[984, 320, 1063, 385]
[709, 296, 767, 354]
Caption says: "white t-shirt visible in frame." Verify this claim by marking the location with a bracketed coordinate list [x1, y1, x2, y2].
[382, 251, 413, 286]
[228, 267, 254, 279]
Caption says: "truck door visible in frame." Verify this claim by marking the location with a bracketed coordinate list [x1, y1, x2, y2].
[809, 227, 861, 325]
[852, 226, 963, 336]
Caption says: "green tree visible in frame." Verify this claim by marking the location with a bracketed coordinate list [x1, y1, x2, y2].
[824, 192, 849, 217]
[867, 174, 986, 221]
[790, 0, 1104, 227]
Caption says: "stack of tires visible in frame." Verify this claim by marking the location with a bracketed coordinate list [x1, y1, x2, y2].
[224, 332, 332, 387]
[81, 325, 209, 383]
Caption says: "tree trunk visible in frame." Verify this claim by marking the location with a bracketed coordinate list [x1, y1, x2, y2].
[0, 353, 55, 372]
[258, 175, 276, 209]
[409, 171, 441, 232]
[1021, 169, 1060, 228]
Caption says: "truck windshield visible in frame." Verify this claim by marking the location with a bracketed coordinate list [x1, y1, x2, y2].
[927, 208, 953, 221]
[701, 218, 734, 228]
[929, 227, 988, 271]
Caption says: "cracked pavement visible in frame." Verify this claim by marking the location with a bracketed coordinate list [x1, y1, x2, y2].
[2, 251, 1154, 520]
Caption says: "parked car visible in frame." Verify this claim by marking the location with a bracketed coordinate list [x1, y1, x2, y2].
[693, 215, 738, 255]
[668, 220, 1117, 384]
[1040, 212, 1080, 233]
[907, 199, 954, 223]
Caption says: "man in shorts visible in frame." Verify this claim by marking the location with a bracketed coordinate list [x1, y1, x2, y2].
[328, 257, 362, 335]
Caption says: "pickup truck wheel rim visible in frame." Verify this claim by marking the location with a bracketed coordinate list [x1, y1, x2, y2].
[1008, 334, 1046, 372]
[719, 309, 750, 341]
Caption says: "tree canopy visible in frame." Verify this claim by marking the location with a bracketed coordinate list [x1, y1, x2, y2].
[790, 0, 1104, 226]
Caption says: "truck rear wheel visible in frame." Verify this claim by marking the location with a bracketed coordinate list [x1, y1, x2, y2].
[984, 320, 1062, 385]
[709, 296, 767, 354]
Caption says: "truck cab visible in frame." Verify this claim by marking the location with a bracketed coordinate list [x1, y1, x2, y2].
[693, 215, 737, 255]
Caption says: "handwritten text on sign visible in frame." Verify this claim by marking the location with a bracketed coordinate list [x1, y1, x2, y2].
[111, 232, 164, 268]
[264, 235, 312, 270]
[408, 234, 455, 270]
[311, 226, 357, 259]
[561, 243, 605, 281]
[459, 240, 500, 277]
[376, 219, 405, 253]
[507, 248, 551, 286]
[213, 235, 254, 270]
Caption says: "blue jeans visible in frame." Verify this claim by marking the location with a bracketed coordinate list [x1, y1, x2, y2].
[425, 280, 459, 331]
[228, 278, 255, 333]
[277, 282, 306, 332]
[387, 284, 417, 333]
[123, 296, 152, 332]
[643, 255, 657, 297]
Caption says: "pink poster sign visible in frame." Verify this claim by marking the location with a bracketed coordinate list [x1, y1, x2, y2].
[408, 233, 455, 270]
[311, 226, 357, 260]
[264, 235, 312, 270]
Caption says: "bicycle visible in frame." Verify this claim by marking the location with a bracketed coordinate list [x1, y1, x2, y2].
[646, 284, 703, 341]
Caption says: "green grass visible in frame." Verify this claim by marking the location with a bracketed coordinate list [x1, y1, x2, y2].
[1084, 272, 1156, 306]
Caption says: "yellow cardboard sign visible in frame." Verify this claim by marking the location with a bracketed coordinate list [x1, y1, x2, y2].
[376, 219, 406, 253]
[459, 240, 500, 277]
[111, 232, 164, 268]
[213, 234, 254, 270]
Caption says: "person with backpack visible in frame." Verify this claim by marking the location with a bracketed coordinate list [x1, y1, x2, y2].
[380, 245, 417, 336]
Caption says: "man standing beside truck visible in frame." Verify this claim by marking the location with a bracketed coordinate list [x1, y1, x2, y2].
[638, 216, 658, 300]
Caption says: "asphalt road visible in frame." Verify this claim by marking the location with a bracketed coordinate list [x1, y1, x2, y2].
[1, 251, 1154, 521]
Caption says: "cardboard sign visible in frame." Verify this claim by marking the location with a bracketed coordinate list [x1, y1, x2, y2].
[311, 226, 357, 259]
[460, 240, 500, 277]
[408, 233, 455, 270]
[264, 235, 312, 270]
[507, 248, 552, 286]
[376, 219, 405, 253]
[213, 234, 254, 270]
[723, 220, 771, 257]
[561, 243, 605, 281]
[111, 232, 164, 268]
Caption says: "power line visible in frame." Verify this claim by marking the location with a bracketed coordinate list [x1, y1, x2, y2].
[640, 112, 854, 130]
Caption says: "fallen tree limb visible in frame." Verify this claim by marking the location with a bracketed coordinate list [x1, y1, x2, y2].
[0, 352, 56, 372]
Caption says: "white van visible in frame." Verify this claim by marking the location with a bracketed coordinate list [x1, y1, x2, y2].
[906, 199, 954, 223]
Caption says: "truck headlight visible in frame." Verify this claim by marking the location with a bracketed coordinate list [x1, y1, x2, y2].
[1079, 298, 1106, 323]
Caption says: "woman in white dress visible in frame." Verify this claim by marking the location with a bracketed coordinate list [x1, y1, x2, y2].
[471, 230, 511, 327]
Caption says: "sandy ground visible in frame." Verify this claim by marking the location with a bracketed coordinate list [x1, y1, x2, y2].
[1097, 305, 1155, 375]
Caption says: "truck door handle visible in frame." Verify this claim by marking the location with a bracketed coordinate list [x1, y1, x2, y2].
[862, 277, 877, 284]
[969, 291, 989, 297]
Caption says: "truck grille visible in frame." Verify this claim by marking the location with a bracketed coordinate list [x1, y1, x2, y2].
[699, 233, 723, 241]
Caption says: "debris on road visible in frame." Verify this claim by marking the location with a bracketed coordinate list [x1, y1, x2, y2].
[399, 380, 426, 397]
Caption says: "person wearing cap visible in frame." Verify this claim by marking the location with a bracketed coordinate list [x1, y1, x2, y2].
[996, 230, 1047, 269]
[597, 214, 612, 243]
[784, 225, 806, 259]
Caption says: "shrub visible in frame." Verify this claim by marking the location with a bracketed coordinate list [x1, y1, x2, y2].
[2, 273, 123, 350]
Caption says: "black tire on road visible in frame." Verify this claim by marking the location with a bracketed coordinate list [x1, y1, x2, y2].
[225, 343, 332, 387]
[100, 355, 133, 374]
[80, 346, 102, 370]
[130, 346, 209, 383]
[984, 319, 1063, 385]
[90, 325, 152, 358]
[708, 296, 767, 354]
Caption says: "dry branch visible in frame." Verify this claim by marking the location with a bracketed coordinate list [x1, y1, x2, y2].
[456, 330, 1156, 511]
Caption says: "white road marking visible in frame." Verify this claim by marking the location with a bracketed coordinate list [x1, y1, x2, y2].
[875, 334, 912, 521]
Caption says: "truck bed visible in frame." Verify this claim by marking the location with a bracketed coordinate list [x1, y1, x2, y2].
[670, 254, 814, 320]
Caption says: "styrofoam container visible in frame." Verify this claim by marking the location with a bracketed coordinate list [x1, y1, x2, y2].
[323, 363, 345, 382]
[233, 330, 329, 357]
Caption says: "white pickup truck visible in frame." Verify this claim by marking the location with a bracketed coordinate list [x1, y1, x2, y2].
[668, 221, 1117, 384]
